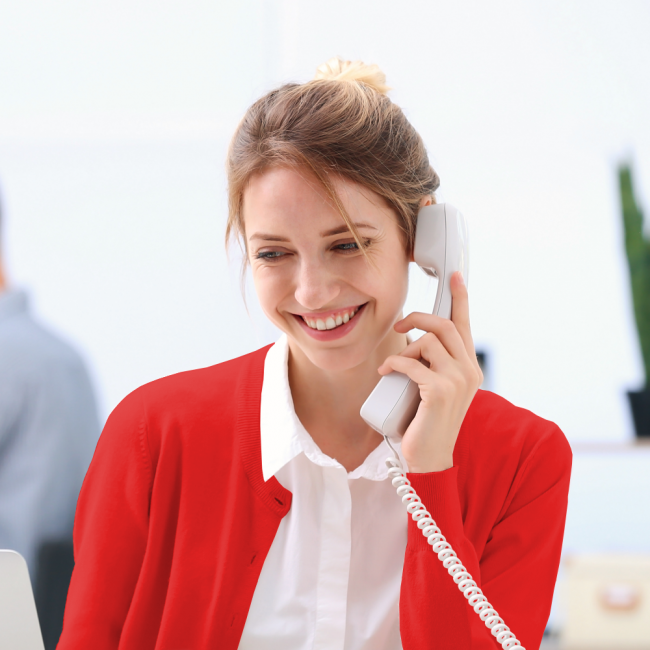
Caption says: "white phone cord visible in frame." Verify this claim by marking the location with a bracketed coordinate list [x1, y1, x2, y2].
[383, 437, 525, 650]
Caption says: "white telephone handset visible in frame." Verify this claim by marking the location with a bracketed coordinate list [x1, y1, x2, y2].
[362, 204, 525, 649]
[360, 203, 469, 441]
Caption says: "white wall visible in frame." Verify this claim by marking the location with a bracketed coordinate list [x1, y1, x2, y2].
[1, 0, 649, 443]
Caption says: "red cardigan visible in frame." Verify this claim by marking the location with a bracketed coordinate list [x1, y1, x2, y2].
[57, 344, 572, 650]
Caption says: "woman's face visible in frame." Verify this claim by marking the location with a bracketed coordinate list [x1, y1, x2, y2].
[243, 166, 410, 373]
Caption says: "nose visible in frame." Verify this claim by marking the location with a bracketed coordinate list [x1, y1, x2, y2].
[294, 257, 340, 311]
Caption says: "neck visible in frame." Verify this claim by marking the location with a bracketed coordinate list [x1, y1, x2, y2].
[287, 326, 408, 472]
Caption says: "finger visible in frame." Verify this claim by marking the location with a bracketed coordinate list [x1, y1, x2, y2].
[377, 355, 439, 386]
[391, 332, 456, 374]
[395, 312, 467, 361]
[449, 271, 478, 361]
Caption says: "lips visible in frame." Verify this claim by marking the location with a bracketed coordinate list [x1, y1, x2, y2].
[292, 303, 368, 341]
[299, 305, 363, 331]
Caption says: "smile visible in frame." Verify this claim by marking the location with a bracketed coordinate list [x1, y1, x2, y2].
[299, 305, 365, 331]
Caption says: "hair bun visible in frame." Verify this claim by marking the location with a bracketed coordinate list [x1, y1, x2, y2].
[314, 57, 390, 95]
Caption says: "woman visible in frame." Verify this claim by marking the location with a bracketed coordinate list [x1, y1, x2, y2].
[58, 59, 571, 650]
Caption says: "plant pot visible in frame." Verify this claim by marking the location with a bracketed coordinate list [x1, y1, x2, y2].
[627, 389, 650, 438]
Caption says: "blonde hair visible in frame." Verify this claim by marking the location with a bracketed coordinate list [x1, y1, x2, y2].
[225, 57, 440, 263]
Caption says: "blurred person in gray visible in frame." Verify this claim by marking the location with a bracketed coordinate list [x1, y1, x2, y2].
[0, 187, 100, 582]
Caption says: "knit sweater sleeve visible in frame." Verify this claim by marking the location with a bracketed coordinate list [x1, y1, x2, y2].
[399, 423, 572, 650]
[57, 388, 152, 650]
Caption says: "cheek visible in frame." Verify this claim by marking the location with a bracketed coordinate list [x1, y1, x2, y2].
[252, 267, 289, 315]
[348, 260, 408, 322]
[379, 269, 409, 311]
[372, 251, 410, 306]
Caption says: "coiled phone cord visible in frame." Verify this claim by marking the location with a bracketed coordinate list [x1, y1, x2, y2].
[383, 437, 525, 650]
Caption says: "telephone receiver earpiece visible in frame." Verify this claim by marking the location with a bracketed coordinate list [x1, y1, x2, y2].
[360, 203, 469, 441]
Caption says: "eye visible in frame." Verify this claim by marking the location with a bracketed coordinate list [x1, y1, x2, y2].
[255, 250, 286, 260]
[334, 239, 371, 253]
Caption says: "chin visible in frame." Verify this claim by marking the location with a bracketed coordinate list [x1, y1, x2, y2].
[290, 323, 391, 373]
[303, 350, 372, 374]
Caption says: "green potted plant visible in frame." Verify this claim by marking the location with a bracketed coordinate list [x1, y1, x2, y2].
[619, 163, 650, 437]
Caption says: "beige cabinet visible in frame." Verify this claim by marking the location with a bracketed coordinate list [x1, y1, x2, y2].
[560, 555, 650, 649]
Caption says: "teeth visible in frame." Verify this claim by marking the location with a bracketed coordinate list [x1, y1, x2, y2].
[302, 306, 361, 331]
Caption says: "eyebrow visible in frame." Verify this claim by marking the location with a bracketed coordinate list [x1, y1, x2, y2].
[249, 222, 378, 242]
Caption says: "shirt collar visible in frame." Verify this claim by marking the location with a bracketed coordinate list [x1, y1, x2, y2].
[0, 289, 29, 324]
[260, 334, 405, 482]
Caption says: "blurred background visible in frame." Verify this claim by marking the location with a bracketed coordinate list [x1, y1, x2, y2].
[1, 0, 649, 647]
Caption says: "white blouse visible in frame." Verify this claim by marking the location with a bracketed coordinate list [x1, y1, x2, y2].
[238, 334, 408, 650]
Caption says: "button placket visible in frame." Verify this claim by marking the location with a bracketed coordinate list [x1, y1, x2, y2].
[313, 465, 352, 650]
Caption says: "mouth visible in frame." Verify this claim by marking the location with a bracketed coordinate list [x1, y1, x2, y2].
[291, 303, 368, 340]
[298, 304, 366, 331]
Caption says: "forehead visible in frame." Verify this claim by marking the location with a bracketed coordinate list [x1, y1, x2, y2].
[242, 166, 395, 237]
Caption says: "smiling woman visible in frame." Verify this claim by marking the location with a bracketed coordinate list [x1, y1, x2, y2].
[57, 58, 571, 650]
[244, 168, 410, 367]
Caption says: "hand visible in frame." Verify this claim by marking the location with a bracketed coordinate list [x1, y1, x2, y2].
[377, 271, 483, 473]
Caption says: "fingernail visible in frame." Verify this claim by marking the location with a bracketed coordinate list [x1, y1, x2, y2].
[458, 271, 465, 285]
